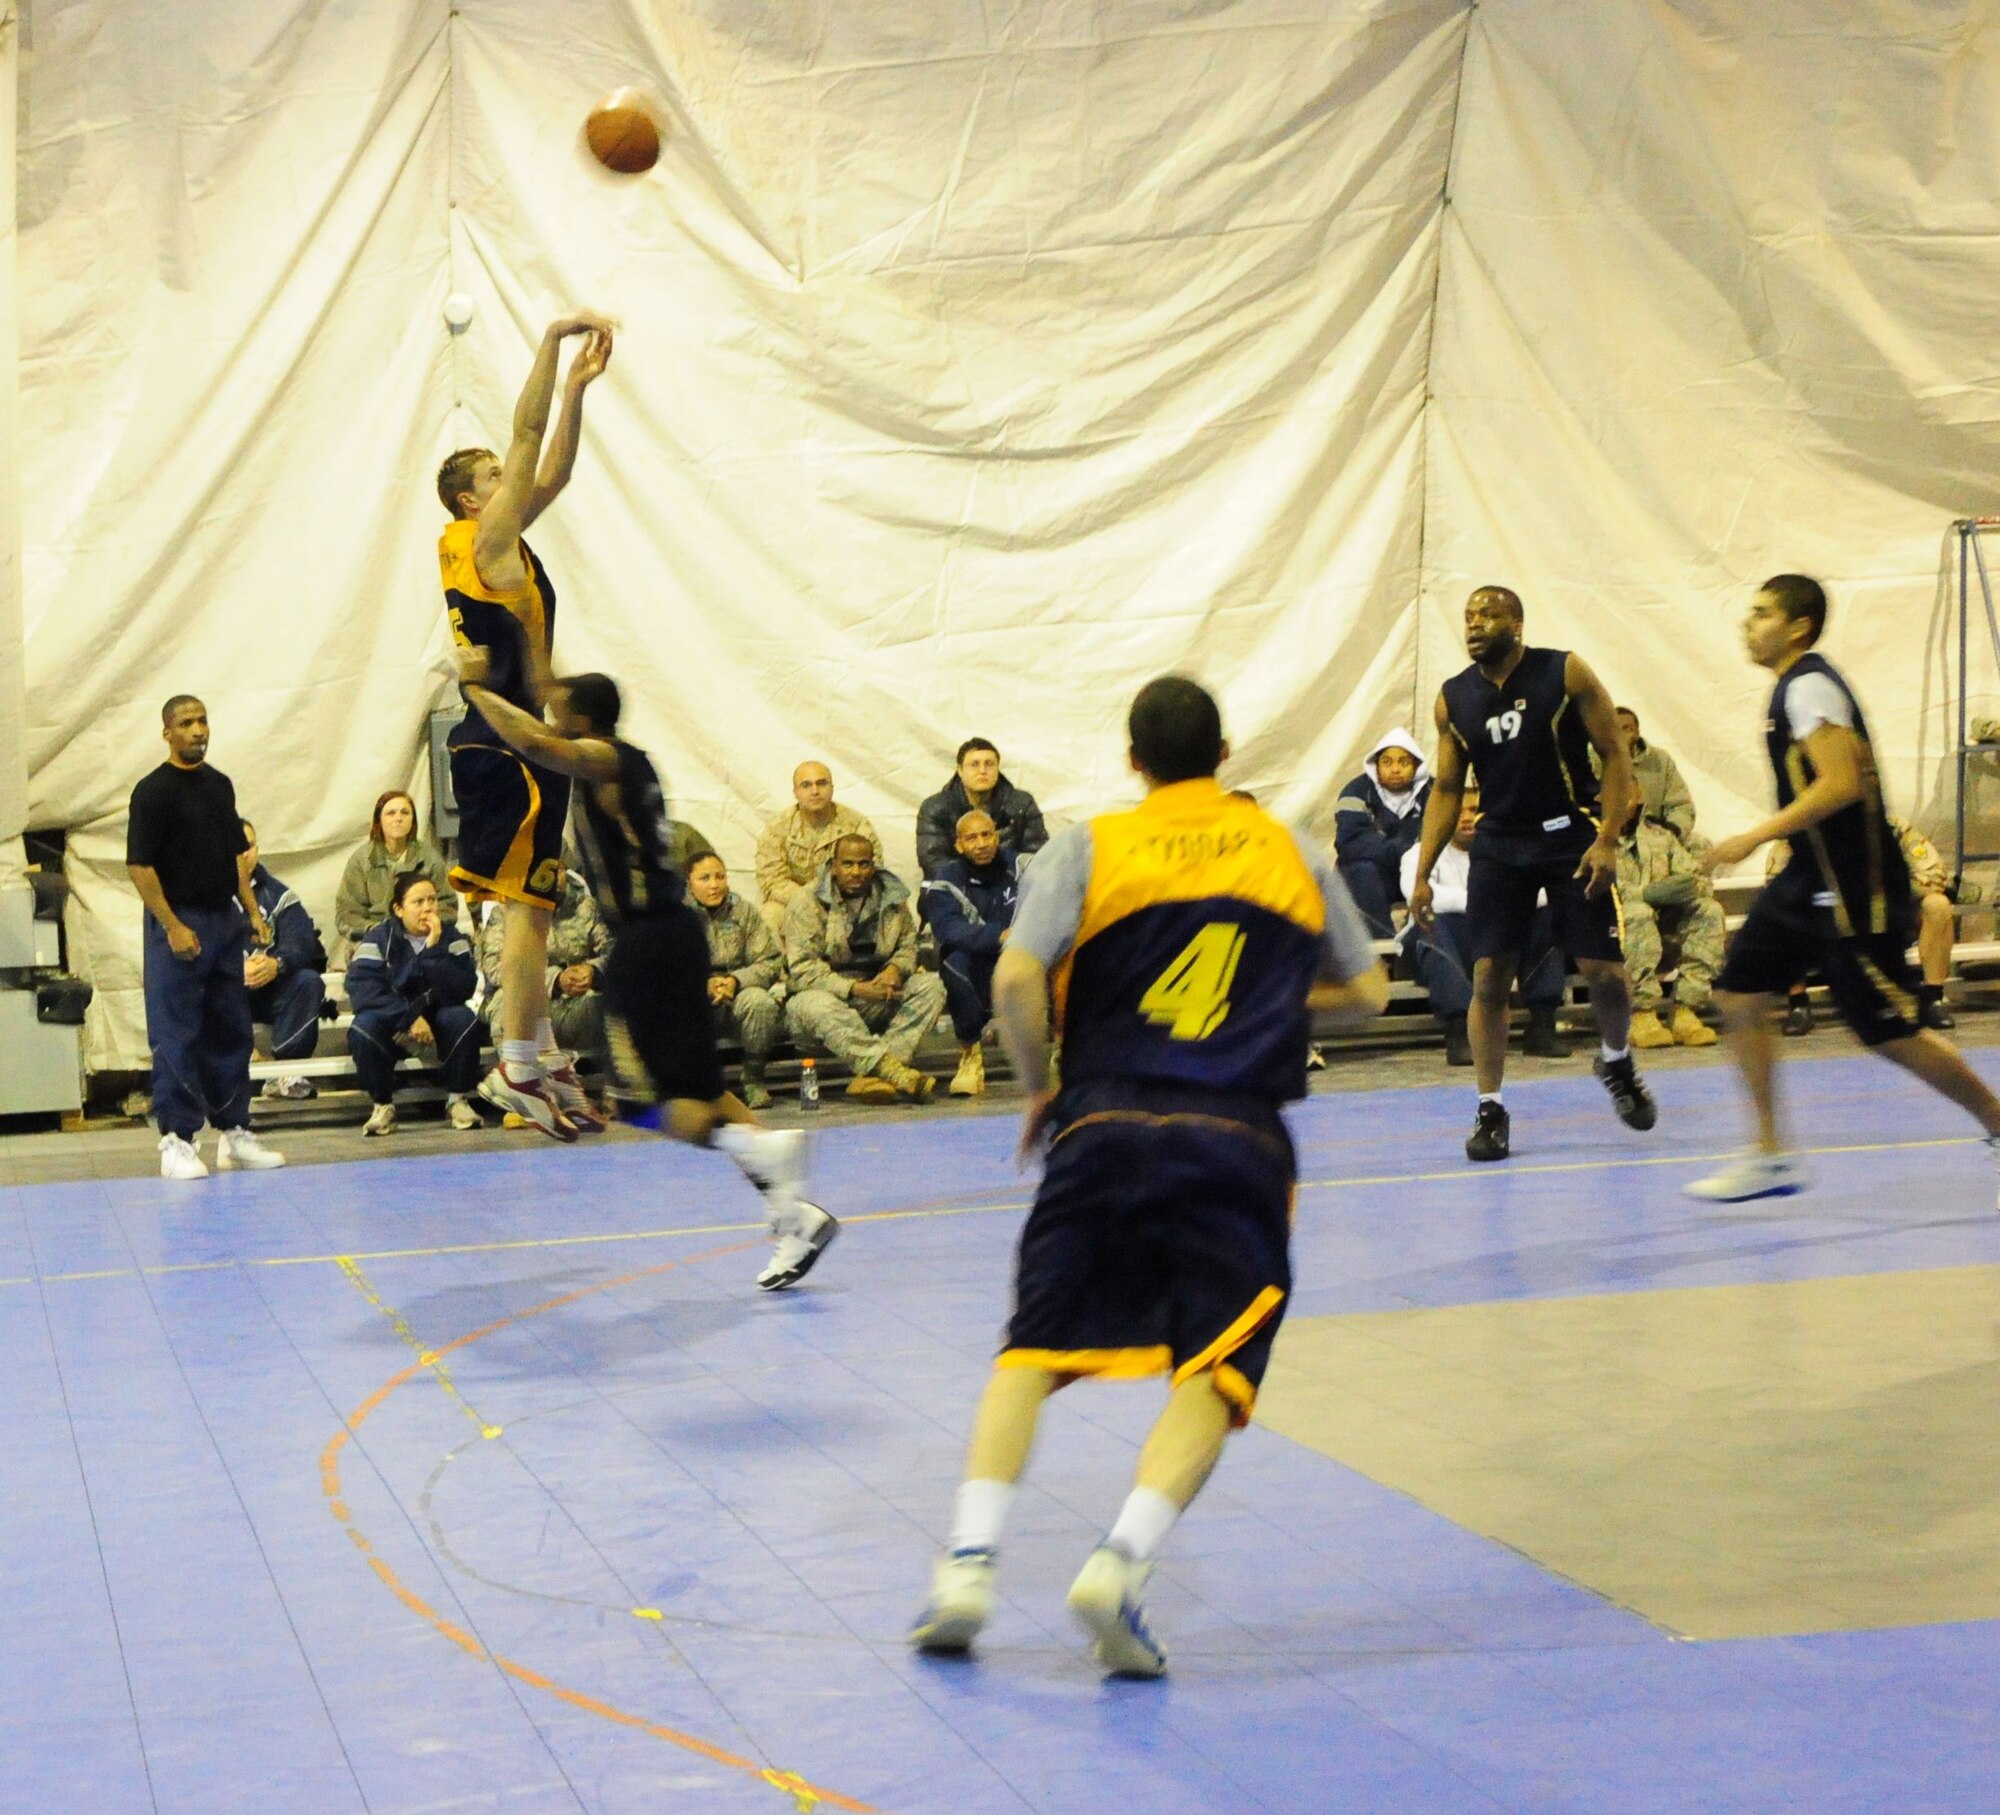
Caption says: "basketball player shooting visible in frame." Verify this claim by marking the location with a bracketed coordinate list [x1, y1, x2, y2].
[434, 313, 613, 1141]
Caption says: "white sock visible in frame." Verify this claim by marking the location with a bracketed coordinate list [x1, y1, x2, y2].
[536, 1017, 559, 1060]
[500, 1039, 541, 1075]
[1601, 1043, 1629, 1063]
[1106, 1486, 1180, 1564]
[1479, 1091, 1503, 1107]
[950, 1479, 1014, 1554]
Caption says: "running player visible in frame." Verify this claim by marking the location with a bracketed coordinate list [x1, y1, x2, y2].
[437, 313, 613, 1141]
[460, 658, 839, 1289]
[1687, 575, 2000, 1202]
[910, 676, 1386, 1677]
[1409, 585, 1657, 1161]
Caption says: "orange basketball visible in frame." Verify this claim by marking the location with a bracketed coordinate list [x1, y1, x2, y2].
[585, 89, 661, 175]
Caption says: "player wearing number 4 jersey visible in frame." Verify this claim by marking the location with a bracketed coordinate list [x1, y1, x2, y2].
[911, 677, 1388, 1678]
[1410, 585, 1657, 1161]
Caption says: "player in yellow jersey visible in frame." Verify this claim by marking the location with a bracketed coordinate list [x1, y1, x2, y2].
[910, 677, 1389, 1677]
[435, 312, 612, 1140]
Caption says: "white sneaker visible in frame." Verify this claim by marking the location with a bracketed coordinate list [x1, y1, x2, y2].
[158, 1133, 209, 1181]
[477, 1063, 578, 1143]
[541, 1053, 609, 1132]
[261, 1075, 317, 1100]
[909, 1547, 997, 1654]
[215, 1127, 286, 1171]
[756, 1200, 839, 1291]
[1067, 1544, 1167, 1678]
[446, 1094, 482, 1132]
[362, 1103, 398, 1138]
[1683, 1152, 1807, 1202]
[716, 1124, 808, 1236]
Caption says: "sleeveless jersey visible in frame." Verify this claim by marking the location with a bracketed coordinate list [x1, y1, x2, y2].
[1766, 653, 1908, 937]
[573, 739, 686, 925]
[439, 517, 557, 747]
[1442, 646, 1599, 843]
[1053, 781, 1329, 1101]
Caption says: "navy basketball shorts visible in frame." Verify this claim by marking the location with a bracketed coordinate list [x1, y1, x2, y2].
[1000, 1079, 1296, 1427]
[601, 905, 728, 1107]
[1718, 867, 1920, 1048]
[447, 740, 573, 911]
[1465, 835, 1623, 967]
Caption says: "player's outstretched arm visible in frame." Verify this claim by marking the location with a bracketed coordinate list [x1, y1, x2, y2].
[523, 328, 613, 531]
[475, 314, 612, 572]
[461, 680, 619, 786]
[1566, 652, 1632, 897]
[1703, 724, 1865, 872]
[1407, 693, 1464, 929]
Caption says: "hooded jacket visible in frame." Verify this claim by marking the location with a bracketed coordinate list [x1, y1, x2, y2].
[1334, 729, 1432, 873]
[346, 914, 478, 1029]
[781, 866, 921, 999]
[915, 772, 1049, 879]
[919, 851, 1020, 957]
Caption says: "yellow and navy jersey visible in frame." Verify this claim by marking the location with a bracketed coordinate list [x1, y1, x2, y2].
[1010, 779, 1377, 1102]
[439, 517, 556, 744]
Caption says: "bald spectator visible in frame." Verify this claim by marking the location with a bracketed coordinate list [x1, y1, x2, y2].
[686, 851, 786, 1109]
[915, 738, 1048, 880]
[755, 761, 883, 942]
[919, 809, 1019, 1096]
[783, 834, 944, 1103]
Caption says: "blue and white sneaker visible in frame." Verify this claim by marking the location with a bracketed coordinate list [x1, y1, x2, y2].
[909, 1546, 996, 1654]
[1066, 1544, 1167, 1679]
[1683, 1152, 1807, 1203]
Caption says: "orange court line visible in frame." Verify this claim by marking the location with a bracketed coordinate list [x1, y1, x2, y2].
[320, 1240, 879, 1814]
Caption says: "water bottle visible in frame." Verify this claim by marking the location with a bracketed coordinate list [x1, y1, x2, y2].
[798, 1057, 820, 1111]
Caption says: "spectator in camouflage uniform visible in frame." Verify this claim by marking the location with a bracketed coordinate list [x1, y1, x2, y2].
[1892, 815, 1956, 1031]
[686, 851, 786, 1109]
[755, 762, 883, 943]
[1616, 708, 1706, 855]
[478, 870, 613, 1067]
[783, 835, 943, 1103]
[1619, 806, 1723, 1049]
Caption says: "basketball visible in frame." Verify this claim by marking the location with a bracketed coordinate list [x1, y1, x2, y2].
[584, 89, 661, 174]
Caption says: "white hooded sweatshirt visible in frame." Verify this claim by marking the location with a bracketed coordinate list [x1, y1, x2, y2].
[1363, 728, 1430, 820]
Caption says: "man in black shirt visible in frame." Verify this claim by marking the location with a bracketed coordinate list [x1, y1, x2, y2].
[1409, 586, 1657, 1162]
[126, 696, 286, 1179]
[1688, 576, 2000, 1203]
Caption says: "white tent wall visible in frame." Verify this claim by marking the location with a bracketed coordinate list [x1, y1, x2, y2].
[19, 0, 453, 1066]
[0, 4, 24, 878]
[17, 0, 2000, 1078]
[1421, 1, 2000, 854]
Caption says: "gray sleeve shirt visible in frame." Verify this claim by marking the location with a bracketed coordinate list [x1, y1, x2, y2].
[1007, 815, 1378, 983]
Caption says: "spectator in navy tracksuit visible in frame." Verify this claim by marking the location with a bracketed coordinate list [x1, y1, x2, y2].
[918, 808, 1019, 1098]
[1334, 727, 1431, 937]
[345, 871, 483, 1134]
[238, 820, 327, 1097]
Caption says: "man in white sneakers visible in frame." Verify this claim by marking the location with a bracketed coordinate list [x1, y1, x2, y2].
[125, 696, 285, 1179]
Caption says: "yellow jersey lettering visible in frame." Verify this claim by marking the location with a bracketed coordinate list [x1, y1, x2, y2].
[1138, 922, 1246, 1040]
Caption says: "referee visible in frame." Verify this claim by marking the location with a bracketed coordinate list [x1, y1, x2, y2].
[126, 696, 286, 1179]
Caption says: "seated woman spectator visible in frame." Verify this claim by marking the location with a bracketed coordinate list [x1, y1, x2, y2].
[686, 852, 786, 1109]
[334, 790, 457, 950]
[345, 873, 483, 1135]
[915, 739, 1048, 880]
[1335, 729, 1430, 936]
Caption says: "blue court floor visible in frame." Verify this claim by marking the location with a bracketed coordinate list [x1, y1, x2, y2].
[7, 1049, 2000, 1813]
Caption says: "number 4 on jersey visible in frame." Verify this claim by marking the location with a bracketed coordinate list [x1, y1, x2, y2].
[1139, 923, 1247, 1040]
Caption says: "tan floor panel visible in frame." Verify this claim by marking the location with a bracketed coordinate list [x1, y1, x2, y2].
[1256, 1265, 2000, 1639]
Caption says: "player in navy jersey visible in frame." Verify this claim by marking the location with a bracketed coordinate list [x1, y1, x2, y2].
[1409, 586, 1657, 1161]
[1687, 576, 2000, 1203]
[910, 677, 1387, 1678]
[461, 658, 839, 1291]
[436, 312, 613, 1143]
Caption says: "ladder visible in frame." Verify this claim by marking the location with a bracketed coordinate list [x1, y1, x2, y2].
[1952, 518, 2000, 897]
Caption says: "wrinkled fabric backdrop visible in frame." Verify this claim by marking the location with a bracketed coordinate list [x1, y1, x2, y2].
[6, 0, 1999, 1066]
